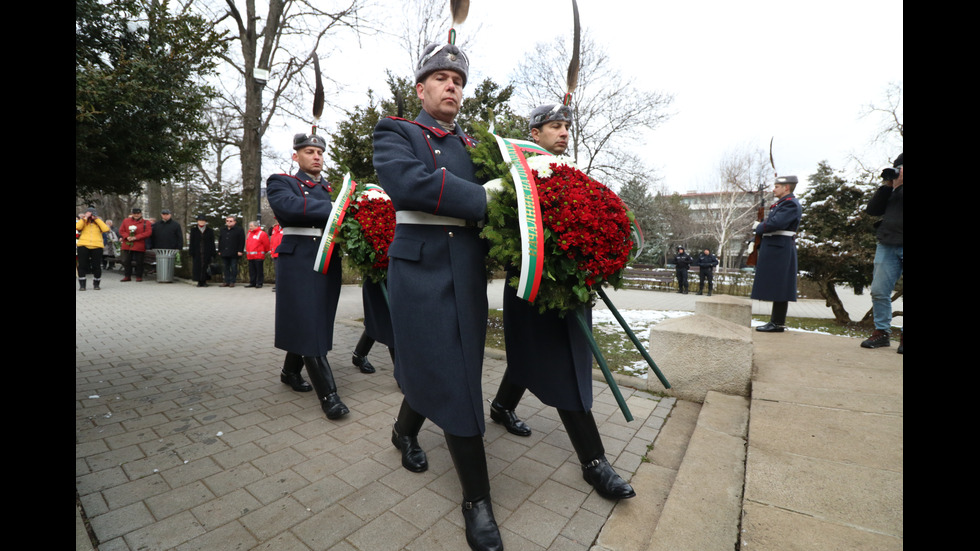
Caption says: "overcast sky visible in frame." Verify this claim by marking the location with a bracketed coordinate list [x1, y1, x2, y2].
[275, 0, 903, 196]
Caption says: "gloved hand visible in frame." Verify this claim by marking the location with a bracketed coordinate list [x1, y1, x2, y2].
[484, 178, 505, 200]
[751, 220, 760, 230]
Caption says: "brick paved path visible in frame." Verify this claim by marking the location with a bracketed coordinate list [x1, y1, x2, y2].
[76, 272, 673, 550]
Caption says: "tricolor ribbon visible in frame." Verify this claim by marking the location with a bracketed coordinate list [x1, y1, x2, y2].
[314, 172, 357, 274]
[491, 132, 551, 303]
[624, 205, 645, 263]
[356, 182, 387, 198]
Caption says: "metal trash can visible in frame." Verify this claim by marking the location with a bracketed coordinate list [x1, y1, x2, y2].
[155, 249, 178, 283]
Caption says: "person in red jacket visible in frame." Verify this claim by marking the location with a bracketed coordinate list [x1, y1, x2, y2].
[119, 208, 153, 281]
[269, 220, 283, 292]
[245, 221, 270, 288]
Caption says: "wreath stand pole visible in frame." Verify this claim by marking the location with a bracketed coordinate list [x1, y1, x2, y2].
[596, 287, 671, 390]
[571, 309, 634, 422]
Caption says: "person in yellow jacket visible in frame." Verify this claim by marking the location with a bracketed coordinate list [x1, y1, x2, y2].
[76, 207, 110, 290]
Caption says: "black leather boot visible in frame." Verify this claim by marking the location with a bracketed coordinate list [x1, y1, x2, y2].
[462, 497, 503, 551]
[351, 331, 376, 374]
[757, 302, 788, 332]
[280, 352, 312, 392]
[489, 378, 531, 437]
[303, 356, 349, 420]
[558, 409, 636, 500]
[445, 433, 503, 551]
[391, 399, 427, 472]
[351, 353, 375, 374]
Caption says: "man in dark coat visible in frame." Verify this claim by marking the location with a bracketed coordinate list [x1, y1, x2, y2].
[696, 248, 718, 296]
[151, 209, 184, 250]
[265, 132, 349, 420]
[486, 103, 636, 502]
[673, 246, 693, 294]
[752, 175, 802, 332]
[188, 215, 215, 287]
[861, 153, 903, 352]
[217, 216, 245, 287]
[373, 42, 503, 551]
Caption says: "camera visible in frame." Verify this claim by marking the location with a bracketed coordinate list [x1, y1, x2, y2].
[880, 166, 901, 181]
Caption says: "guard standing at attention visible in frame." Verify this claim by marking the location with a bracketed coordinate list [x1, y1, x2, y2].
[752, 175, 802, 332]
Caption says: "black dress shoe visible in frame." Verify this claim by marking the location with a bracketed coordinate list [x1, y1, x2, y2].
[489, 401, 531, 437]
[391, 425, 428, 472]
[280, 370, 313, 392]
[321, 393, 349, 420]
[352, 353, 376, 374]
[755, 321, 786, 333]
[462, 497, 503, 551]
[582, 457, 636, 500]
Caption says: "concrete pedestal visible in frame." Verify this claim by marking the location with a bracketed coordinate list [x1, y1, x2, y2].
[649, 314, 753, 403]
[695, 294, 752, 327]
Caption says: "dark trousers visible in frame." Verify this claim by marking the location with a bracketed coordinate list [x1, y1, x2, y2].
[676, 269, 689, 292]
[248, 259, 265, 286]
[121, 249, 144, 278]
[771, 301, 788, 325]
[699, 270, 713, 292]
[77, 247, 103, 280]
[222, 256, 239, 284]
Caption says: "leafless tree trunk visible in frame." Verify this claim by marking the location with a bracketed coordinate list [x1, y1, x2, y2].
[702, 146, 773, 268]
[511, 32, 673, 188]
[202, 0, 364, 224]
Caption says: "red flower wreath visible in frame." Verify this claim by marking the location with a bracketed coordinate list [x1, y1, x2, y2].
[536, 162, 633, 287]
[339, 187, 395, 283]
[483, 154, 635, 314]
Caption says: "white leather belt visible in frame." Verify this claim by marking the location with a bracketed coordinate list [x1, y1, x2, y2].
[281, 227, 323, 237]
[763, 230, 796, 237]
[396, 210, 477, 227]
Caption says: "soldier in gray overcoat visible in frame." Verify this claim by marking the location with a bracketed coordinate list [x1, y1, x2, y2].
[752, 175, 802, 332]
[349, 281, 390, 374]
[487, 103, 635, 501]
[373, 42, 502, 551]
[266, 133, 349, 420]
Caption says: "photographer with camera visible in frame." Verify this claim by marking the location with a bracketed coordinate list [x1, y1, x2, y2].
[861, 153, 904, 353]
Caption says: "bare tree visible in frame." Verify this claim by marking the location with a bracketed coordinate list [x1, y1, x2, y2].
[191, 0, 366, 223]
[698, 146, 774, 268]
[851, 81, 903, 176]
[511, 32, 673, 188]
[195, 103, 243, 194]
[385, 0, 483, 99]
[863, 81, 903, 144]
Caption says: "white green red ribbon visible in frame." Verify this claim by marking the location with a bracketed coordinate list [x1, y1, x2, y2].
[314, 172, 357, 274]
[624, 205, 645, 263]
[356, 182, 387, 199]
[491, 133, 551, 303]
